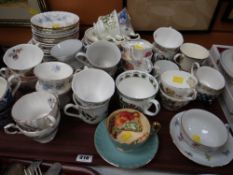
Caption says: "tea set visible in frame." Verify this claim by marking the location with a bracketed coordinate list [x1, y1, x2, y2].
[0, 10, 232, 169]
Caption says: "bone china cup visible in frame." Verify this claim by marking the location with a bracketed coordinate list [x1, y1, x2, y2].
[116, 70, 160, 116]
[105, 108, 161, 152]
[34, 62, 73, 90]
[180, 109, 228, 152]
[161, 70, 198, 98]
[191, 63, 225, 104]
[3, 44, 44, 75]
[71, 68, 115, 105]
[173, 43, 209, 72]
[10, 91, 59, 130]
[75, 40, 121, 76]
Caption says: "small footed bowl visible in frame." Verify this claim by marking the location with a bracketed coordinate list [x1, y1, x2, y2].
[180, 109, 228, 152]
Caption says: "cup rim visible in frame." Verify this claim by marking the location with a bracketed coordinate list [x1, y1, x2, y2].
[180, 43, 209, 60]
[160, 88, 195, 102]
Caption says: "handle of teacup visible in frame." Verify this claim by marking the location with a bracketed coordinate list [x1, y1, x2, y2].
[7, 74, 21, 96]
[183, 89, 197, 101]
[151, 121, 161, 134]
[152, 64, 160, 78]
[74, 66, 88, 74]
[64, 103, 82, 119]
[74, 52, 92, 67]
[4, 123, 21, 134]
[145, 58, 153, 73]
[143, 99, 161, 116]
[173, 53, 182, 64]
[191, 62, 200, 76]
[0, 67, 11, 79]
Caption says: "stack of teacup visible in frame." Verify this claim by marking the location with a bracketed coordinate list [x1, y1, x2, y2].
[4, 91, 60, 143]
[159, 70, 198, 111]
[1, 44, 44, 90]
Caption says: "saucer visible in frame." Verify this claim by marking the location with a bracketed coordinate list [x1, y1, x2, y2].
[35, 81, 71, 95]
[169, 111, 233, 167]
[94, 120, 159, 169]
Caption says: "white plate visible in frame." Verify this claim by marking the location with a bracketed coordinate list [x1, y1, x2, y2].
[169, 111, 233, 167]
[31, 11, 80, 29]
[220, 49, 233, 79]
[35, 81, 71, 95]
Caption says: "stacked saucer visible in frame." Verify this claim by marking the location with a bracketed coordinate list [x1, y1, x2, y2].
[31, 11, 80, 61]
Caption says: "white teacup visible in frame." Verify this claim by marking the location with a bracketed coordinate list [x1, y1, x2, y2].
[161, 70, 198, 98]
[50, 39, 83, 62]
[180, 109, 228, 152]
[173, 43, 209, 72]
[75, 40, 121, 76]
[153, 27, 183, 60]
[64, 94, 109, 124]
[34, 62, 73, 91]
[191, 62, 225, 104]
[3, 44, 44, 75]
[93, 10, 121, 40]
[152, 60, 179, 80]
[71, 68, 115, 106]
[11, 91, 59, 130]
[116, 70, 160, 116]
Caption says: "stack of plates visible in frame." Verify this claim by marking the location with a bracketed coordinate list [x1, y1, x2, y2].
[31, 11, 80, 60]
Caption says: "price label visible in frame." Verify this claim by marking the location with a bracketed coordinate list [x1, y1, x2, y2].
[172, 76, 184, 84]
[76, 154, 93, 163]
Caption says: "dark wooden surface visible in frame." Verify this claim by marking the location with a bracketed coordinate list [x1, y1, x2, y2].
[0, 88, 232, 175]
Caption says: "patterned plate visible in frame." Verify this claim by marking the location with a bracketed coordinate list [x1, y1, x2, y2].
[169, 111, 233, 167]
[31, 11, 79, 29]
[94, 120, 159, 169]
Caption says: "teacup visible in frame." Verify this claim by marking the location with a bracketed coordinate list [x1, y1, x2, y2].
[34, 62, 73, 91]
[71, 68, 115, 106]
[152, 60, 179, 80]
[153, 27, 183, 60]
[0, 75, 21, 111]
[191, 63, 225, 104]
[4, 111, 61, 143]
[11, 91, 59, 130]
[105, 108, 161, 152]
[173, 43, 209, 72]
[93, 10, 121, 40]
[116, 70, 160, 116]
[159, 87, 196, 111]
[50, 39, 83, 62]
[75, 40, 121, 76]
[64, 94, 109, 124]
[160, 70, 198, 98]
[3, 44, 44, 75]
[180, 109, 228, 152]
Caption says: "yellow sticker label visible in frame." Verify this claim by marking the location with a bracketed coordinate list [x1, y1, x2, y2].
[134, 43, 144, 50]
[192, 134, 201, 143]
[120, 131, 132, 142]
[172, 76, 184, 84]
[28, 8, 39, 15]
[52, 23, 61, 29]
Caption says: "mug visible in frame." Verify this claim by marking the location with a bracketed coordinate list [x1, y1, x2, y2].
[173, 43, 209, 72]
[105, 108, 161, 152]
[0, 75, 21, 111]
[153, 27, 183, 60]
[75, 40, 121, 76]
[64, 94, 109, 124]
[116, 70, 160, 116]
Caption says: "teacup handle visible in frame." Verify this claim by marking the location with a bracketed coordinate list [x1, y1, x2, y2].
[38, 114, 57, 128]
[4, 123, 21, 135]
[7, 74, 21, 96]
[173, 53, 183, 65]
[143, 99, 160, 116]
[152, 64, 160, 78]
[183, 89, 197, 101]
[74, 52, 92, 67]
[191, 62, 200, 76]
[145, 58, 153, 73]
[0, 67, 11, 79]
[64, 103, 83, 119]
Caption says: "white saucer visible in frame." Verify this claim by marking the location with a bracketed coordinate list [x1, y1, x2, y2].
[220, 49, 233, 79]
[169, 111, 233, 167]
[35, 81, 71, 95]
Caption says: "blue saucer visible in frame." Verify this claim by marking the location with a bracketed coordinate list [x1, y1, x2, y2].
[94, 120, 159, 169]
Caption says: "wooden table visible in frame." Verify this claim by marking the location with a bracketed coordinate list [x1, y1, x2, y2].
[0, 87, 232, 175]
